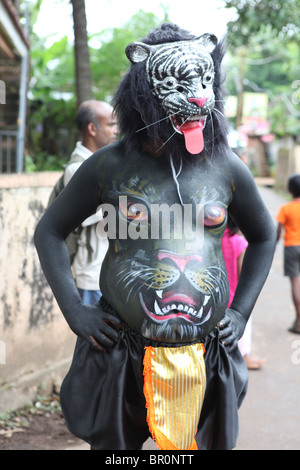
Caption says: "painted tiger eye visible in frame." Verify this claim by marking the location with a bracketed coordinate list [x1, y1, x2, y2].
[204, 205, 226, 227]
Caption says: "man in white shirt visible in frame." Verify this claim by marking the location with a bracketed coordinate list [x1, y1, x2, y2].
[64, 100, 118, 304]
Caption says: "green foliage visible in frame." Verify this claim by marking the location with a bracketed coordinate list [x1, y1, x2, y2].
[30, 36, 75, 97]
[90, 10, 165, 100]
[224, 0, 300, 49]
[27, 6, 165, 170]
[25, 153, 66, 172]
[223, 0, 300, 137]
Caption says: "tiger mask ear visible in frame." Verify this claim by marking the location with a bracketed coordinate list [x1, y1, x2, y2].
[125, 42, 153, 64]
[195, 33, 218, 53]
[125, 33, 218, 64]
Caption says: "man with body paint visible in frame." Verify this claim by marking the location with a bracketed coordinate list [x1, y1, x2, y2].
[34, 24, 276, 450]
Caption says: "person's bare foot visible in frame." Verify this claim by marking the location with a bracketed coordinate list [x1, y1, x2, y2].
[243, 354, 266, 370]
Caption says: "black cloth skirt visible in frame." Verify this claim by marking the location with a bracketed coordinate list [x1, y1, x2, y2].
[60, 312, 248, 450]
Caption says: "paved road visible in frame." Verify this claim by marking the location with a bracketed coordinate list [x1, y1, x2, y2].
[236, 184, 300, 450]
[67, 183, 300, 451]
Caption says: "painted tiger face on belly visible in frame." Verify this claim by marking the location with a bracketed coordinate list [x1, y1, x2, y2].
[99, 161, 231, 343]
[125, 34, 217, 155]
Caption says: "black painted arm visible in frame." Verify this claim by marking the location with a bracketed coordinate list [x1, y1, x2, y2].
[219, 154, 276, 350]
[34, 154, 121, 350]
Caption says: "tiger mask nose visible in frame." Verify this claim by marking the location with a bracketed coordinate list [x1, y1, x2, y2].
[189, 97, 208, 108]
[157, 252, 203, 273]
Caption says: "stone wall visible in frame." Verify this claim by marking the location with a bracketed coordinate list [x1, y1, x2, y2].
[0, 172, 76, 413]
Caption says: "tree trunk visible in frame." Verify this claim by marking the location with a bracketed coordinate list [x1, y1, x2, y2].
[70, 0, 93, 107]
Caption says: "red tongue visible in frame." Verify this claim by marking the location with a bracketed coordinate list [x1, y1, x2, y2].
[181, 120, 205, 155]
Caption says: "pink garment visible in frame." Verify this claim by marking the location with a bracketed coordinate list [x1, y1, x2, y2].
[222, 228, 250, 356]
[221, 228, 248, 307]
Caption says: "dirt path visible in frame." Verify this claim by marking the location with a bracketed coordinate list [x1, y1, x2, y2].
[0, 395, 84, 450]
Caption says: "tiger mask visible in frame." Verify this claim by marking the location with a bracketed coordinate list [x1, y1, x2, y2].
[126, 34, 216, 155]
[114, 23, 228, 163]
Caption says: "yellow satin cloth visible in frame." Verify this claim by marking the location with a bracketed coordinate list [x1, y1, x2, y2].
[143, 343, 206, 450]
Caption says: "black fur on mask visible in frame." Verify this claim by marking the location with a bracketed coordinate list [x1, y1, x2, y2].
[113, 23, 230, 163]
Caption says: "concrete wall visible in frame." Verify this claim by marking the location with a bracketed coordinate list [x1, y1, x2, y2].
[0, 172, 76, 413]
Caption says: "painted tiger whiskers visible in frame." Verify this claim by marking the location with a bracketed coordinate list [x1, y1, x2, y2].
[115, 252, 228, 342]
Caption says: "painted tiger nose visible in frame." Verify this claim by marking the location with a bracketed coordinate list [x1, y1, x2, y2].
[157, 252, 203, 273]
[189, 97, 208, 108]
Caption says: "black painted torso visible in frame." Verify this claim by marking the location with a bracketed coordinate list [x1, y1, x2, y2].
[96, 143, 233, 342]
